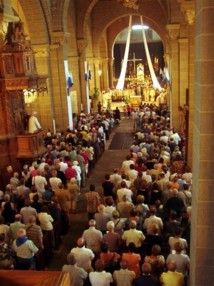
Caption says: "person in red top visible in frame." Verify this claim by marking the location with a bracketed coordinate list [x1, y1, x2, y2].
[122, 243, 141, 277]
[65, 162, 77, 182]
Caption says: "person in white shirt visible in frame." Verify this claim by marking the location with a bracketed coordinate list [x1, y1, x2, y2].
[28, 111, 42, 133]
[110, 169, 122, 188]
[49, 170, 62, 191]
[117, 181, 133, 203]
[89, 259, 113, 286]
[121, 155, 134, 175]
[127, 164, 138, 184]
[71, 238, 95, 273]
[13, 228, 38, 270]
[122, 220, 145, 249]
[32, 170, 47, 194]
[38, 205, 55, 248]
[143, 207, 163, 235]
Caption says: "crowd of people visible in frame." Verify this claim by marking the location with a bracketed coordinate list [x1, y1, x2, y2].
[0, 104, 192, 286]
[64, 103, 191, 286]
[0, 110, 118, 272]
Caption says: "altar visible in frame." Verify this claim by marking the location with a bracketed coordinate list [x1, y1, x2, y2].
[130, 95, 142, 106]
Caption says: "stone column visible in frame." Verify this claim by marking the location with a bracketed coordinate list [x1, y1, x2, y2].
[108, 58, 114, 89]
[166, 24, 180, 129]
[102, 58, 109, 90]
[49, 32, 71, 131]
[178, 38, 188, 105]
[179, 0, 196, 166]
[190, 1, 214, 285]
[77, 39, 89, 112]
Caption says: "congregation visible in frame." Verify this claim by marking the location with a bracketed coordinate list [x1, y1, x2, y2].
[0, 103, 192, 286]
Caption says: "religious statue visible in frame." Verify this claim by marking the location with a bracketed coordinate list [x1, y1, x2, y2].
[137, 63, 144, 82]
[4, 21, 28, 51]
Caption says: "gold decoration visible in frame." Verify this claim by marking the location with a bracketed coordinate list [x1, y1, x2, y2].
[117, 0, 139, 10]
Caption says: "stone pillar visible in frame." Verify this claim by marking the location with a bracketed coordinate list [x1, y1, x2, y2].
[166, 24, 180, 129]
[179, 0, 196, 166]
[94, 58, 101, 90]
[108, 58, 114, 89]
[49, 32, 70, 131]
[102, 58, 109, 90]
[190, 1, 214, 286]
[77, 39, 89, 112]
[178, 38, 188, 105]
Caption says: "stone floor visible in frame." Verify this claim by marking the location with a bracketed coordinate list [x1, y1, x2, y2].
[48, 117, 134, 271]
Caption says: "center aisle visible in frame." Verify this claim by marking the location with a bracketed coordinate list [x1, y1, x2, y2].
[48, 117, 134, 270]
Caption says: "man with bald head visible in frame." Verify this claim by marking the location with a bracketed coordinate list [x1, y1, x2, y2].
[160, 259, 184, 286]
[62, 253, 88, 286]
[132, 262, 159, 286]
[82, 219, 103, 255]
[70, 237, 95, 272]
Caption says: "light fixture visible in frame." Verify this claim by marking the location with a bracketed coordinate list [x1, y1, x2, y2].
[132, 25, 149, 30]
[23, 76, 48, 105]
[117, 0, 139, 10]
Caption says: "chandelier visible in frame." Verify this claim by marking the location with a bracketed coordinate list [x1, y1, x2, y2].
[23, 76, 48, 105]
[117, 0, 139, 10]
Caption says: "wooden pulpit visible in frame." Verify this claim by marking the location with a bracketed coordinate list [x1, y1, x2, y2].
[16, 130, 46, 159]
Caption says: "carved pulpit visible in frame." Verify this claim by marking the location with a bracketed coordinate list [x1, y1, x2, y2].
[0, 22, 47, 176]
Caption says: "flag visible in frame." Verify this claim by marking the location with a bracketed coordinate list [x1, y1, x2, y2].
[67, 73, 73, 95]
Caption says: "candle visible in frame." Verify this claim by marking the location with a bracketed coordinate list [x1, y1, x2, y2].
[53, 119, 56, 134]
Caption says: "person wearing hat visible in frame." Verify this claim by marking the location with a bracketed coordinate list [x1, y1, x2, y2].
[28, 111, 42, 133]
[12, 228, 38, 270]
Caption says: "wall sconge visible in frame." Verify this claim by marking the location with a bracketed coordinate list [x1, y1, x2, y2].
[98, 69, 102, 76]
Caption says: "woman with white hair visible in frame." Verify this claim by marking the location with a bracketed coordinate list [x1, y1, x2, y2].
[102, 221, 121, 253]
[12, 228, 38, 270]
[72, 161, 81, 187]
